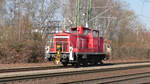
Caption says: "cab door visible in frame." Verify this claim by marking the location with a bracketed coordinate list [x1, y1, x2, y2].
[93, 30, 99, 51]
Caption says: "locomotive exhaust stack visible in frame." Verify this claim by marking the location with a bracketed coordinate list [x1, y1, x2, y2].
[46, 26, 112, 67]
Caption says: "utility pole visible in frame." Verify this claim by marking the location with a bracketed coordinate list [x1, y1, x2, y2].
[75, 0, 92, 27]
[88, 0, 92, 28]
[76, 0, 81, 26]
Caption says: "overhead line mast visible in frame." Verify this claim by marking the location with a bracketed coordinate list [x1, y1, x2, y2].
[88, 0, 92, 28]
[76, 0, 92, 28]
[76, 0, 80, 26]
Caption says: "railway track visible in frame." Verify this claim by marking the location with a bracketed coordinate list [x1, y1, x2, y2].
[1, 62, 150, 83]
[0, 61, 150, 73]
[0, 65, 67, 73]
[66, 71, 150, 84]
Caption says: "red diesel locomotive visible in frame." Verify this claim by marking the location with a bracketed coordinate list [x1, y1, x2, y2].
[46, 26, 111, 67]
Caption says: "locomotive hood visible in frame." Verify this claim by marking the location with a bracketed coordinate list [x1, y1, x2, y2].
[54, 32, 71, 37]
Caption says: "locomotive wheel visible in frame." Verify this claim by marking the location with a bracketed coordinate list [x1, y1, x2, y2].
[93, 57, 98, 65]
[71, 63, 75, 66]
[100, 60, 104, 65]
[62, 62, 68, 67]
[82, 60, 88, 67]
[74, 62, 80, 68]
[94, 61, 98, 65]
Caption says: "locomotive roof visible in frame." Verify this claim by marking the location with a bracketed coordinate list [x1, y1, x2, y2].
[71, 26, 99, 32]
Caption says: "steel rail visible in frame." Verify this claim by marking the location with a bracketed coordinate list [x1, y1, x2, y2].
[103, 72, 150, 84]
[65, 71, 150, 84]
[1, 62, 150, 83]
[0, 65, 72, 73]
[0, 61, 150, 73]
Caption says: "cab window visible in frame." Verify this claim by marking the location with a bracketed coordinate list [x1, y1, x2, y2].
[83, 29, 90, 35]
[72, 29, 77, 33]
[93, 30, 98, 37]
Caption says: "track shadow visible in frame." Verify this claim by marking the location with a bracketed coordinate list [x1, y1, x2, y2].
[79, 63, 115, 68]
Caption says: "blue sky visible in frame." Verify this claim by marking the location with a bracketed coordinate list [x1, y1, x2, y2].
[123, 0, 150, 29]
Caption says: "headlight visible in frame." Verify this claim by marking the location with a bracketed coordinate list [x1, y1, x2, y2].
[62, 54, 67, 59]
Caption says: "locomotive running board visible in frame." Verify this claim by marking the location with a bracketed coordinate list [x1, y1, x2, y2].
[76, 52, 105, 55]
[49, 52, 69, 54]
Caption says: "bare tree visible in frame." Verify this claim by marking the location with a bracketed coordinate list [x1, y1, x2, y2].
[0, 0, 61, 63]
